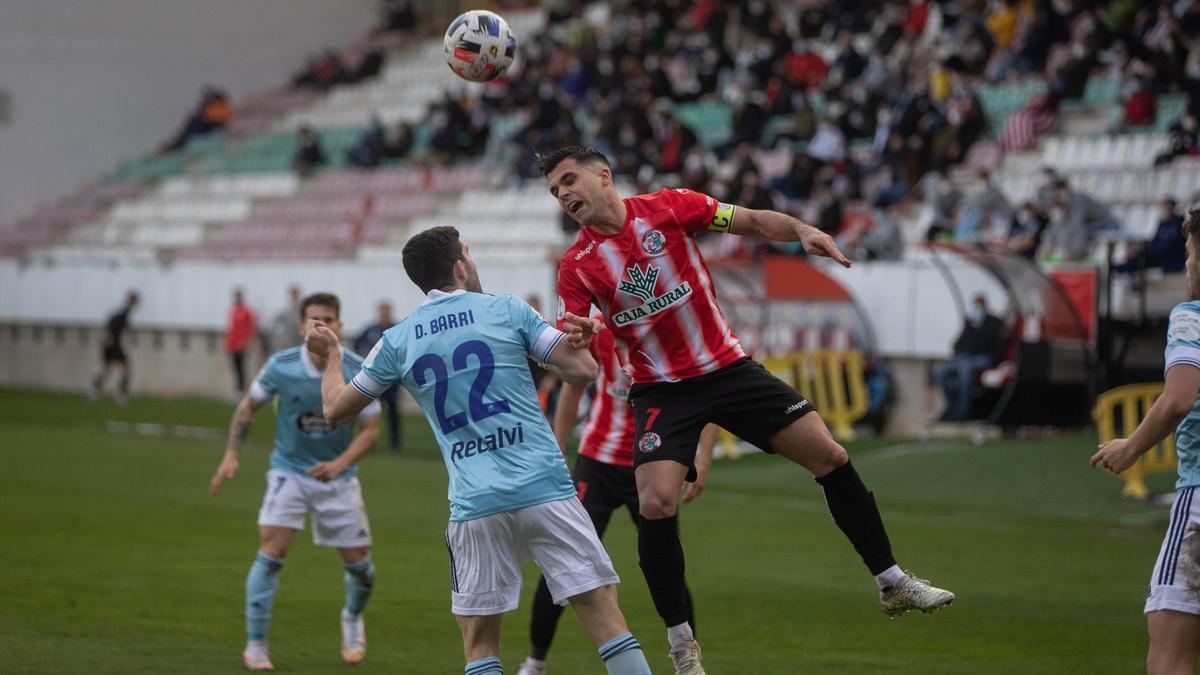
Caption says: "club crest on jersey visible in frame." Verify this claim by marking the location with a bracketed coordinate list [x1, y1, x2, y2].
[638, 432, 662, 453]
[640, 229, 667, 256]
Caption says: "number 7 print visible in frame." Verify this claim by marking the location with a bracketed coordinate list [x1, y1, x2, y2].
[645, 407, 662, 431]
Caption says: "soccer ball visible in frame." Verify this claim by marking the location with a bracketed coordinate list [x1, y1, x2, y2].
[443, 10, 517, 83]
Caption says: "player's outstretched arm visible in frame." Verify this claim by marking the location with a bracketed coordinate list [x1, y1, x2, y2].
[308, 415, 381, 482]
[1091, 365, 1200, 473]
[305, 320, 373, 428]
[543, 334, 599, 385]
[209, 394, 263, 496]
[729, 207, 852, 268]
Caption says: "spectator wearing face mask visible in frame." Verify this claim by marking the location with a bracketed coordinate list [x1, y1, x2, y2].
[1039, 178, 1119, 261]
[1007, 202, 1050, 259]
[933, 295, 1006, 421]
[1115, 198, 1187, 274]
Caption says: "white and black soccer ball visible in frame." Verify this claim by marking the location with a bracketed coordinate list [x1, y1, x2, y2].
[443, 10, 517, 83]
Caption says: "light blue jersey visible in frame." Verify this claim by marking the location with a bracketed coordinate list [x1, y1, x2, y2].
[351, 290, 575, 521]
[1166, 301, 1200, 490]
[250, 347, 381, 478]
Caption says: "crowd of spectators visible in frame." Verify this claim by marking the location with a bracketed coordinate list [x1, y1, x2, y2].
[234, 0, 1200, 270]
[450, 0, 1200, 266]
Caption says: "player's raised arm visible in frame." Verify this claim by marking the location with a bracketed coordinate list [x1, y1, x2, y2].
[1092, 363, 1200, 473]
[209, 393, 265, 496]
[729, 207, 852, 268]
[305, 320, 373, 427]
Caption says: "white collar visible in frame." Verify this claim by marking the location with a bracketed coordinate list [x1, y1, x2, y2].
[299, 346, 323, 378]
[423, 288, 467, 305]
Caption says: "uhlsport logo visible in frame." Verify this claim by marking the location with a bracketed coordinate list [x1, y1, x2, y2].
[641, 229, 666, 256]
[785, 400, 811, 414]
[638, 432, 662, 454]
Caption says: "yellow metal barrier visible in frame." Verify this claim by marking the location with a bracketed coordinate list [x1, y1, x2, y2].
[1094, 383, 1177, 499]
[718, 350, 870, 456]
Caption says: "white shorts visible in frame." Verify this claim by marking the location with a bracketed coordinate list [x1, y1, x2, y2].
[1146, 486, 1200, 615]
[257, 469, 372, 548]
[444, 497, 620, 616]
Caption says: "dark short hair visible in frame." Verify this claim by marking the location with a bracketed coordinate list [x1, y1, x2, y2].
[536, 145, 611, 178]
[1184, 208, 1200, 246]
[402, 226, 464, 294]
[299, 292, 340, 321]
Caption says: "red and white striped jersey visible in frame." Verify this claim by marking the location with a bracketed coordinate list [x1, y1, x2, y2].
[578, 322, 635, 467]
[557, 188, 746, 384]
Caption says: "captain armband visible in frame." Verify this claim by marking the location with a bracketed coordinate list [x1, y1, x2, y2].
[708, 202, 736, 233]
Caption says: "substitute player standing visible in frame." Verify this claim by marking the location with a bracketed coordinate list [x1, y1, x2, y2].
[541, 146, 954, 674]
[1092, 208, 1200, 675]
[310, 226, 654, 675]
[209, 293, 382, 671]
[516, 317, 715, 675]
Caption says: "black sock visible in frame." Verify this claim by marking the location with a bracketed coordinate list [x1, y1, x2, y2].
[683, 581, 697, 637]
[529, 575, 563, 660]
[815, 460, 897, 575]
[637, 514, 689, 627]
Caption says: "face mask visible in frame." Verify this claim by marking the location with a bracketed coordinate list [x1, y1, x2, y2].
[967, 306, 985, 323]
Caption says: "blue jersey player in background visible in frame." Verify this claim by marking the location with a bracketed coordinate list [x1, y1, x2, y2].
[209, 292, 382, 671]
[1093, 208, 1200, 675]
[307, 226, 654, 675]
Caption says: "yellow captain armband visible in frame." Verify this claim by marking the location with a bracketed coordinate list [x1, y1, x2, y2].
[708, 202, 736, 233]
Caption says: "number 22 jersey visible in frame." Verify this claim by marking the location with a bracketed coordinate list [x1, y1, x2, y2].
[351, 290, 575, 521]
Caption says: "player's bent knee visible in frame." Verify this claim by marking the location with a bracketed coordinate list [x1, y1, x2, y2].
[823, 443, 850, 470]
[339, 546, 370, 565]
[638, 490, 678, 518]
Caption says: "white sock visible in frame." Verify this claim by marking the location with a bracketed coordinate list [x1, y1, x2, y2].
[666, 622, 694, 649]
[875, 564, 906, 590]
[523, 657, 545, 667]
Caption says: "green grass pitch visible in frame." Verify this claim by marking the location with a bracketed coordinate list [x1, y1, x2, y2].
[0, 387, 1178, 673]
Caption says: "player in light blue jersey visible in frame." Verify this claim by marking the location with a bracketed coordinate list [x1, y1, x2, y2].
[1092, 208, 1200, 675]
[307, 226, 653, 675]
[209, 292, 382, 671]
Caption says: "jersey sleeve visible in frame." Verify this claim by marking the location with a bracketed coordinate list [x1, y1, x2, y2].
[1166, 304, 1200, 374]
[661, 188, 733, 234]
[351, 335, 402, 399]
[506, 294, 565, 363]
[248, 359, 279, 404]
[556, 262, 594, 332]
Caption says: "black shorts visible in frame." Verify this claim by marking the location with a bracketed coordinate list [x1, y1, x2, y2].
[102, 344, 128, 364]
[629, 357, 816, 481]
[573, 454, 639, 516]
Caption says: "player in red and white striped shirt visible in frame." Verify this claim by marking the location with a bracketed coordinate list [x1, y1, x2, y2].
[541, 146, 954, 673]
[516, 320, 715, 675]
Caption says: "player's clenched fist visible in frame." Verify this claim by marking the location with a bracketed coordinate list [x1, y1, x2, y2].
[1090, 438, 1140, 474]
[305, 319, 340, 358]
